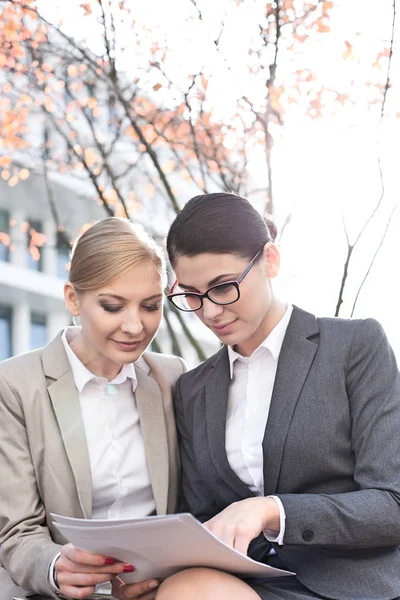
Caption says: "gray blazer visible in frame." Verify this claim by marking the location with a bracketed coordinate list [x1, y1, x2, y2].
[174, 306, 400, 600]
[0, 333, 185, 599]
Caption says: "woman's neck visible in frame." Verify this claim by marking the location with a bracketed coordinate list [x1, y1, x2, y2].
[235, 299, 287, 357]
[69, 331, 122, 381]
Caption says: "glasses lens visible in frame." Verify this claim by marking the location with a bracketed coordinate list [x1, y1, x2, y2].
[170, 294, 202, 312]
[208, 283, 239, 305]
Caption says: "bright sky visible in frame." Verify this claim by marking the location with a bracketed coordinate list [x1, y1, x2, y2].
[37, 0, 400, 357]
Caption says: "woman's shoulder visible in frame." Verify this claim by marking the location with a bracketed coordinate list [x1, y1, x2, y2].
[0, 348, 47, 411]
[141, 351, 187, 382]
[316, 314, 386, 343]
[178, 346, 226, 387]
[0, 332, 67, 390]
[292, 305, 385, 343]
[143, 350, 186, 368]
[0, 347, 45, 382]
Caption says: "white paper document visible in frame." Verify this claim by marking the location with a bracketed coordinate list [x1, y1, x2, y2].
[51, 512, 294, 584]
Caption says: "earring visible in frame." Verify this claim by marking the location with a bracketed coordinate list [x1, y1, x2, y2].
[72, 315, 81, 327]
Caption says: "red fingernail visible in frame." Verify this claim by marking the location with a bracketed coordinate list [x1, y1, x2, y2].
[123, 565, 135, 573]
[104, 557, 115, 565]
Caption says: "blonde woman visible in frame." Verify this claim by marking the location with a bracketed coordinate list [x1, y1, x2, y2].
[0, 218, 186, 599]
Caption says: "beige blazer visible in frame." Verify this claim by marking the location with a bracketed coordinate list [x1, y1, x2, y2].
[0, 333, 186, 599]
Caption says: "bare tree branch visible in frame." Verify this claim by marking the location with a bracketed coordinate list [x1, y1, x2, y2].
[335, 0, 396, 316]
[42, 125, 71, 246]
[350, 202, 398, 317]
[64, 80, 130, 218]
[168, 303, 207, 362]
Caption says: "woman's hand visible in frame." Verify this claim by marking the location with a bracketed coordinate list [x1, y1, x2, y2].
[111, 575, 160, 599]
[55, 543, 135, 599]
[203, 497, 280, 555]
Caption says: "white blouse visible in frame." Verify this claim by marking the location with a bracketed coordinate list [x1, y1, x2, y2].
[61, 326, 156, 519]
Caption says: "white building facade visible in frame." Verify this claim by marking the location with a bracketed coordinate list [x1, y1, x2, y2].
[0, 170, 218, 366]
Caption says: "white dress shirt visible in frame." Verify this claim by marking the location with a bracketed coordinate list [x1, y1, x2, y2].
[50, 326, 156, 593]
[226, 305, 293, 544]
[61, 327, 156, 520]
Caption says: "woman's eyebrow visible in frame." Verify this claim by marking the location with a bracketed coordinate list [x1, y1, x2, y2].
[98, 293, 125, 300]
[98, 293, 163, 301]
[179, 273, 237, 291]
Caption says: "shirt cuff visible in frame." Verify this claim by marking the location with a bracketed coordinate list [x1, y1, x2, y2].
[263, 495, 286, 545]
[48, 551, 61, 592]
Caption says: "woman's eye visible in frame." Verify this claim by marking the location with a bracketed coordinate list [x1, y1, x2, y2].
[143, 304, 161, 312]
[212, 283, 233, 296]
[101, 304, 123, 313]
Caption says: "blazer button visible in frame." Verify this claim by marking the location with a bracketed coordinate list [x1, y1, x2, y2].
[302, 529, 314, 542]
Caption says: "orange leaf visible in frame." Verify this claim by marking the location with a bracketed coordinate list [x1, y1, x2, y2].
[343, 41, 355, 60]
[67, 64, 78, 77]
[80, 3, 92, 16]
[29, 246, 41, 261]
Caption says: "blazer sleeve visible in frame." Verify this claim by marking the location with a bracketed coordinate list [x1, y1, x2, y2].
[0, 375, 61, 597]
[174, 376, 220, 522]
[278, 318, 400, 549]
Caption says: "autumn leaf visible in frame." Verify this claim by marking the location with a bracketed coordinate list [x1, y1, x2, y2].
[29, 246, 41, 261]
[336, 93, 348, 106]
[44, 96, 54, 112]
[343, 40, 355, 60]
[0, 157, 11, 168]
[153, 83, 162, 91]
[0, 233, 11, 247]
[80, 3, 92, 16]
[67, 64, 78, 77]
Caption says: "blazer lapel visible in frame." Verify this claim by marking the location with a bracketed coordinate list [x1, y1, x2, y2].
[262, 306, 319, 495]
[135, 364, 169, 515]
[206, 348, 257, 499]
[42, 335, 92, 518]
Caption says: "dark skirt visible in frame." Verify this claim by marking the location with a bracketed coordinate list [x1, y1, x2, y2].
[245, 575, 327, 599]
[243, 551, 327, 599]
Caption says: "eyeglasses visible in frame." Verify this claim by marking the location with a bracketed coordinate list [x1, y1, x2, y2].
[167, 248, 264, 312]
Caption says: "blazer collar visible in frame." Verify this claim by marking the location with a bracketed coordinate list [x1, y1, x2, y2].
[134, 353, 171, 515]
[42, 333, 93, 518]
[206, 305, 319, 497]
[262, 305, 319, 494]
[206, 347, 257, 500]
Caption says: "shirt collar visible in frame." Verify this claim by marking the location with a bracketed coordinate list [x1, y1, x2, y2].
[61, 326, 139, 393]
[227, 304, 293, 379]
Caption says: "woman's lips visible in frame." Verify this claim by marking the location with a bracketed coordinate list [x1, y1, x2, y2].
[210, 319, 237, 334]
[112, 339, 144, 351]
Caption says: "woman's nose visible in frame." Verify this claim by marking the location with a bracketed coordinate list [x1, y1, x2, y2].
[201, 297, 224, 320]
[120, 313, 144, 335]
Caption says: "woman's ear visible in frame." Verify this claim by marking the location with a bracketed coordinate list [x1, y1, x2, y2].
[64, 282, 81, 317]
[263, 242, 280, 279]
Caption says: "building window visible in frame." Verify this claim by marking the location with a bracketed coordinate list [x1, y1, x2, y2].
[0, 210, 10, 262]
[27, 219, 43, 271]
[30, 313, 47, 350]
[0, 305, 12, 360]
[56, 231, 71, 279]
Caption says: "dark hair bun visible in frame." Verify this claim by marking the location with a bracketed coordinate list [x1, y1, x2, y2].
[264, 216, 278, 242]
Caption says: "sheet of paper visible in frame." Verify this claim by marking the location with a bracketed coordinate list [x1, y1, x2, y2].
[52, 512, 295, 583]
[51, 512, 172, 528]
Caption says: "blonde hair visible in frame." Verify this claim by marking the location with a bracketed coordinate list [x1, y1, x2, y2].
[69, 217, 166, 291]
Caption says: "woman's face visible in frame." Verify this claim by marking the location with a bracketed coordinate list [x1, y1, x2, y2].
[65, 262, 163, 376]
[172, 245, 280, 356]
